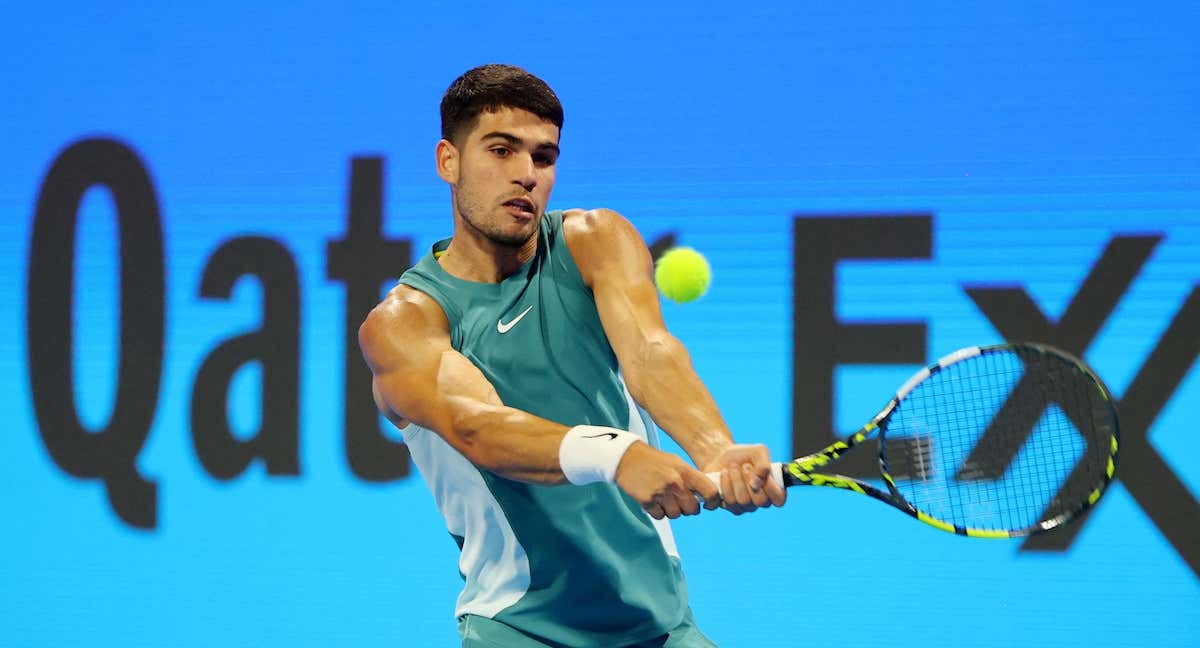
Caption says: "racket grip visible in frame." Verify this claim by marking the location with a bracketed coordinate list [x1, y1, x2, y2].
[703, 462, 785, 499]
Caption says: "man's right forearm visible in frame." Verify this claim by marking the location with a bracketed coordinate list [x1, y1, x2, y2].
[444, 402, 645, 487]
[446, 401, 573, 483]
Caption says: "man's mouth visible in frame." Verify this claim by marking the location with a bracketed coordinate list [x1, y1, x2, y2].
[502, 197, 536, 218]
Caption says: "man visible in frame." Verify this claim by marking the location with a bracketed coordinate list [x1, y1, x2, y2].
[358, 64, 786, 647]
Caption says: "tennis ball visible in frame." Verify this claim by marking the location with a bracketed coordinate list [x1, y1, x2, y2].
[654, 246, 711, 303]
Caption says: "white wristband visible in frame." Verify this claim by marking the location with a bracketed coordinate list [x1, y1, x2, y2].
[558, 425, 642, 485]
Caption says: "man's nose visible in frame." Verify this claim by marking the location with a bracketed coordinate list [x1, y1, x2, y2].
[512, 155, 536, 192]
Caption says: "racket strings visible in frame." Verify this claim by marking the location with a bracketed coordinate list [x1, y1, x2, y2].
[884, 348, 1112, 532]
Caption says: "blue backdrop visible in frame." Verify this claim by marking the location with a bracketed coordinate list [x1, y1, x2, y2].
[2, 3, 1197, 646]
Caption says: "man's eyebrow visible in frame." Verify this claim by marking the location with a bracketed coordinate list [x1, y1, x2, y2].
[480, 131, 560, 154]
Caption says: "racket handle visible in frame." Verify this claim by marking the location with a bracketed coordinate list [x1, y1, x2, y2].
[703, 462, 785, 499]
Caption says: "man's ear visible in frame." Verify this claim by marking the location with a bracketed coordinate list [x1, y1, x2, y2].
[436, 139, 459, 184]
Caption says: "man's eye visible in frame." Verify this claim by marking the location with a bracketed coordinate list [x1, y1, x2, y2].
[534, 155, 554, 166]
[491, 147, 511, 157]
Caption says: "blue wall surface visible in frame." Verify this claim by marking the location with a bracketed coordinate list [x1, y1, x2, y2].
[2, 3, 1197, 646]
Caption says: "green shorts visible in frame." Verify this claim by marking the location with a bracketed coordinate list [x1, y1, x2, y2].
[457, 608, 718, 647]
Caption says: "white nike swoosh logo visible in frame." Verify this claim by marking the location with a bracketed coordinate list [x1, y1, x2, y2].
[497, 305, 534, 334]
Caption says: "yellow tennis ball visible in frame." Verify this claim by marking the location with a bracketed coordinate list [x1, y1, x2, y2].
[654, 247, 711, 303]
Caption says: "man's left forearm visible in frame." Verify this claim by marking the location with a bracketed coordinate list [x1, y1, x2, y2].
[623, 334, 733, 469]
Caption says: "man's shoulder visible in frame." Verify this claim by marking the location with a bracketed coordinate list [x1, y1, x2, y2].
[359, 284, 450, 362]
[560, 207, 627, 240]
[561, 207, 643, 259]
[371, 283, 447, 327]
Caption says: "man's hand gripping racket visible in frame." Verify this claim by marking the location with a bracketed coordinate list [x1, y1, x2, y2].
[707, 343, 1119, 537]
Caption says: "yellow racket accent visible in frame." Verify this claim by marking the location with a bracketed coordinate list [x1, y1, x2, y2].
[964, 527, 1013, 539]
[917, 512, 956, 534]
[808, 475, 866, 493]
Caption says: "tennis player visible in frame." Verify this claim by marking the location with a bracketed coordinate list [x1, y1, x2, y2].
[358, 64, 786, 647]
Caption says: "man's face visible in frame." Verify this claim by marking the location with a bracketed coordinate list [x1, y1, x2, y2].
[444, 107, 560, 248]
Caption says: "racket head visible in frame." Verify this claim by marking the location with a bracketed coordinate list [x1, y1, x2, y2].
[875, 343, 1119, 538]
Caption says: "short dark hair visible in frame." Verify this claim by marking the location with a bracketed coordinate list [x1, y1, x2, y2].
[440, 64, 564, 144]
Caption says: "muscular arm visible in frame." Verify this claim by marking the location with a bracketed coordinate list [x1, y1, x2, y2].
[359, 286, 572, 484]
[565, 208, 785, 512]
[564, 209, 732, 468]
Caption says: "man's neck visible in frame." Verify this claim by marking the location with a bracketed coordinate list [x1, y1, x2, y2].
[438, 222, 537, 284]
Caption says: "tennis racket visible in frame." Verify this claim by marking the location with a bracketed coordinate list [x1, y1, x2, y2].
[712, 342, 1119, 538]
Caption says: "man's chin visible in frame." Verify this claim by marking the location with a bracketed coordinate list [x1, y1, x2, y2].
[488, 226, 537, 249]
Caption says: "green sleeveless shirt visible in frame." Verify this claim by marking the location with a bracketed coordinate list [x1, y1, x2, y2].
[397, 210, 690, 646]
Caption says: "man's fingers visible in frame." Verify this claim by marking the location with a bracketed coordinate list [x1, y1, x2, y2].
[747, 446, 772, 491]
[745, 464, 771, 508]
[660, 493, 683, 519]
[764, 477, 787, 507]
[729, 465, 748, 511]
[644, 502, 666, 520]
[720, 469, 745, 515]
[676, 489, 701, 516]
[686, 446, 787, 515]
[748, 462, 770, 492]
[689, 471, 722, 510]
[667, 478, 701, 517]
